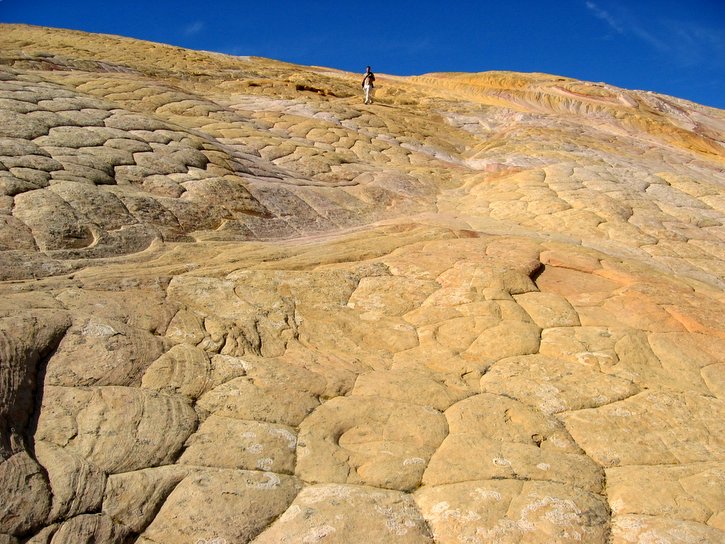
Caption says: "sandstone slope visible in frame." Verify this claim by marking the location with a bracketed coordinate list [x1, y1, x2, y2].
[1, 24, 724, 544]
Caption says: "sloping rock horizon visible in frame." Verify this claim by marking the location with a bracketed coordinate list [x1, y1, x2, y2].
[1, 23, 723, 543]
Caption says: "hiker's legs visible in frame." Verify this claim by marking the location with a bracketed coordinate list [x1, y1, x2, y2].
[364, 84, 373, 104]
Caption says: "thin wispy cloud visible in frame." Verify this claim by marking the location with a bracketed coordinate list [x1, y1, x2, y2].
[585, 1, 666, 50]
[584, 2, 722, 66]
[585, 1, 623, 34]
[665, 20, 725, 67]
[183, 21, 205, 37]
[629, 24, 668, 52]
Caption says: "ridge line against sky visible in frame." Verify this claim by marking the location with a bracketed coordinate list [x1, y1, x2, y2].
[1, 0, 723, 109]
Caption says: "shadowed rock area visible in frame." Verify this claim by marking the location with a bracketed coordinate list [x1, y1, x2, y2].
[1, 24, 724, 543]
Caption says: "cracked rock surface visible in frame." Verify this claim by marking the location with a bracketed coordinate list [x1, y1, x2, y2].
[1, 24, 724, 543]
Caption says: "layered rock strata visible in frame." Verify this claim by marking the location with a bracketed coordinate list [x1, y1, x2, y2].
[1, 24, 724, 543]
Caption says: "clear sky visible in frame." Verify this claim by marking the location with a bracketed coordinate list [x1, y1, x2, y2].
[2, 0, 723, 109]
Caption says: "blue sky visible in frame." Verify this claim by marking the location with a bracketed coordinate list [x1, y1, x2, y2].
[2, 0, 723, 109]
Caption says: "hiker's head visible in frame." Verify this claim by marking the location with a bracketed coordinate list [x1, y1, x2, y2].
[366, 66, 371, 72]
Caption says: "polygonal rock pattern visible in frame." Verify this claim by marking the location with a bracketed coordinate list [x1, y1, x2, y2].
[561, 391, 725, 467]
[0, 451, 52, 536]
[26, 513, 131, 544]
[141, 343, 212, 398]
[480, 354, 640, 414]
[102, 465, 194, 534]
[35, 386, 197, 474]
[44, 315, 168, 387]
[415, 480, 610, 543]
[253, 484, 434, 543]
[0, 310, 71, 457]
[611, 515, 725, 544]
[1, 23, 724, 543]
[296, 396, 448, 492]
[606, 463, 724, 528]
[178, 415, 298, 473]
[141, 469, 301, 543]
[34, 441, 106, 523]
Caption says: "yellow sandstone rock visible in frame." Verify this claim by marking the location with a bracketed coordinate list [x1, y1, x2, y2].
[1, 23, 724, 543]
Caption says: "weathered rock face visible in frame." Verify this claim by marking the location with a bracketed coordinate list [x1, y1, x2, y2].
[1, 23, 724, 543]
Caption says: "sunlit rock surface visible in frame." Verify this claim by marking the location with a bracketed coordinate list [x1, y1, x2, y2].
[1, 24, 724, 543]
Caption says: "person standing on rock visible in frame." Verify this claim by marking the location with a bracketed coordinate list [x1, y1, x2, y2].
[362, 66, 375, 104]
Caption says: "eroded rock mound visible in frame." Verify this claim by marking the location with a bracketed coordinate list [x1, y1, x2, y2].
[1, 24, 724, 543]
